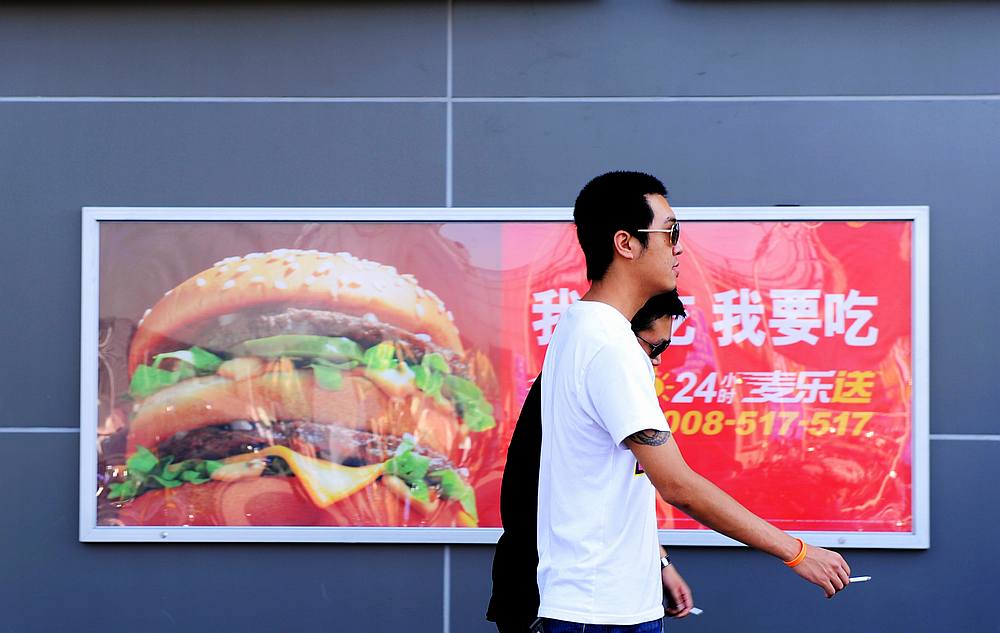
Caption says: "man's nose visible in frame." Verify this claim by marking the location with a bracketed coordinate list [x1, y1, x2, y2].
[672, 240, 684, 256]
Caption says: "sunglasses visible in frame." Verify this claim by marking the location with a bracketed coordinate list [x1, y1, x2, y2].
[636, 220, 680, 247]
[636, 334, 671, 360]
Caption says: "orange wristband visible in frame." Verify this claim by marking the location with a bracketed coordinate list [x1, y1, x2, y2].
[784, 538, 808, 567]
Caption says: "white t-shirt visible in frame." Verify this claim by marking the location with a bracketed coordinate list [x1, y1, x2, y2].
[536, 300, 670, 625]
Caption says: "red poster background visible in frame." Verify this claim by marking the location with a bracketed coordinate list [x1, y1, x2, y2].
[503, 220, 913, 533]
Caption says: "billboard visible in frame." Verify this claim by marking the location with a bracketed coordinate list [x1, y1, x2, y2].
[80, 207, 928, 547]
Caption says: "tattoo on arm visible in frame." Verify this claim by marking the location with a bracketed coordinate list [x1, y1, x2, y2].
[626, 429, 671, 446]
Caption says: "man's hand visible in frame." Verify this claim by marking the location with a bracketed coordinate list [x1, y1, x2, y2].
[661, 564, 694, 618]
[791, 544, 851, 598]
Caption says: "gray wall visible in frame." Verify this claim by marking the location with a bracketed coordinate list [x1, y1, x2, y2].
[1, 2, 998, 632]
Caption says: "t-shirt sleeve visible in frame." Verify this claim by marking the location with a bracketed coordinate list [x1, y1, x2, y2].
[583, 343, 670, 446]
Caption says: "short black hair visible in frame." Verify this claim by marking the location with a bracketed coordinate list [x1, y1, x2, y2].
[573, 170, 668, 281]
[631, 290, 686, 333]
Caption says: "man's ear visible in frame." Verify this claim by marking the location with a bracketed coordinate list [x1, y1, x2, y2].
[613, 229, 641, 261]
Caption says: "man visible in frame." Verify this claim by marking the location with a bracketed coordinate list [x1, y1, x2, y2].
[487, 291, 691, 633]
[535, 171, 850, 632]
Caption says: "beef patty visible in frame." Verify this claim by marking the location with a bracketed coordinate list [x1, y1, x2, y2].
[156, 420, 455, 472]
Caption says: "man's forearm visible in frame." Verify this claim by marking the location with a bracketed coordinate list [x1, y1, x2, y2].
[631, 437, 800, 561]
[631, 435, 850, 598]
[655, 466, 799, 561]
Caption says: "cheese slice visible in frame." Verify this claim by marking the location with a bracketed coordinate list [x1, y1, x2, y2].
[223, 446, 385, 508]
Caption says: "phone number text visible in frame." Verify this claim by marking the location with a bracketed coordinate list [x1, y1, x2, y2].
[663, 409, 874, 437]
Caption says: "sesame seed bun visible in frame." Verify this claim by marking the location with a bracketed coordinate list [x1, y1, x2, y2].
[128, 249, 463, 375]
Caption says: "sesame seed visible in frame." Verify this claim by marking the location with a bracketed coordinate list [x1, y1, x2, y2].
[237, 264, 251, 273]
[274, 279, 288, 289]
[245, 252, 264, 259]
[164, 289, 173, 296]
[222, 280, 236, 290]
[415, 304, 426, 317]
[447, 310, 454, 322]
[219, 265, 229, 273]
[143, 308, 152, 318]
[363, 312, 378, 323]
[250, 275, 266, 283]
[303, 275, 317, 285]
[196, 277, 207, 287]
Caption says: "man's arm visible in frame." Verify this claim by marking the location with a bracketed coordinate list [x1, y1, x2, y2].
[627, 430, 851, 598]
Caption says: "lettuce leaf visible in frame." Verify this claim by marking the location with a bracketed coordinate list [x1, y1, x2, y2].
[129, 347, 221, 398]
[108, 447, 222, 502]
[362, 342, 398, 371]
[429, 469, 478, 521]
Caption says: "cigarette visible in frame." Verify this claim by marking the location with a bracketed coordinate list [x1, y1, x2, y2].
[849, 576, 872, 583]
[689, 607, 704, 615]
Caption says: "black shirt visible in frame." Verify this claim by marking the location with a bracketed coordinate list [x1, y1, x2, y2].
[486, 378, 542, 628]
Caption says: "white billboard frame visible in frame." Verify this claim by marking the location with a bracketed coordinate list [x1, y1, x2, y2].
[80, 206, 929, 548]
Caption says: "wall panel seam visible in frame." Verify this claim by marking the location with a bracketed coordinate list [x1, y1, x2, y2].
[1, 95, 999, 104]
[445, 0, 454, 209]
[453, 95, 1000, 103]
[928, 434, 1000, 441]
[0, 428, 80, 433]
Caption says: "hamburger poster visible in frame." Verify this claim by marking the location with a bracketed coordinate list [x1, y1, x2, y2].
[95, 219, 518, 531]
[85, 208, 926, 546]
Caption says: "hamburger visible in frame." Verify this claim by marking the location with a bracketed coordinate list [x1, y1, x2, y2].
[105, 249, 496, 527]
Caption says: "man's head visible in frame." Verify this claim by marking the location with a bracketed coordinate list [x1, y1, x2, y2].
[631, 290, 686, 367]
[573, 170, 682, 292]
